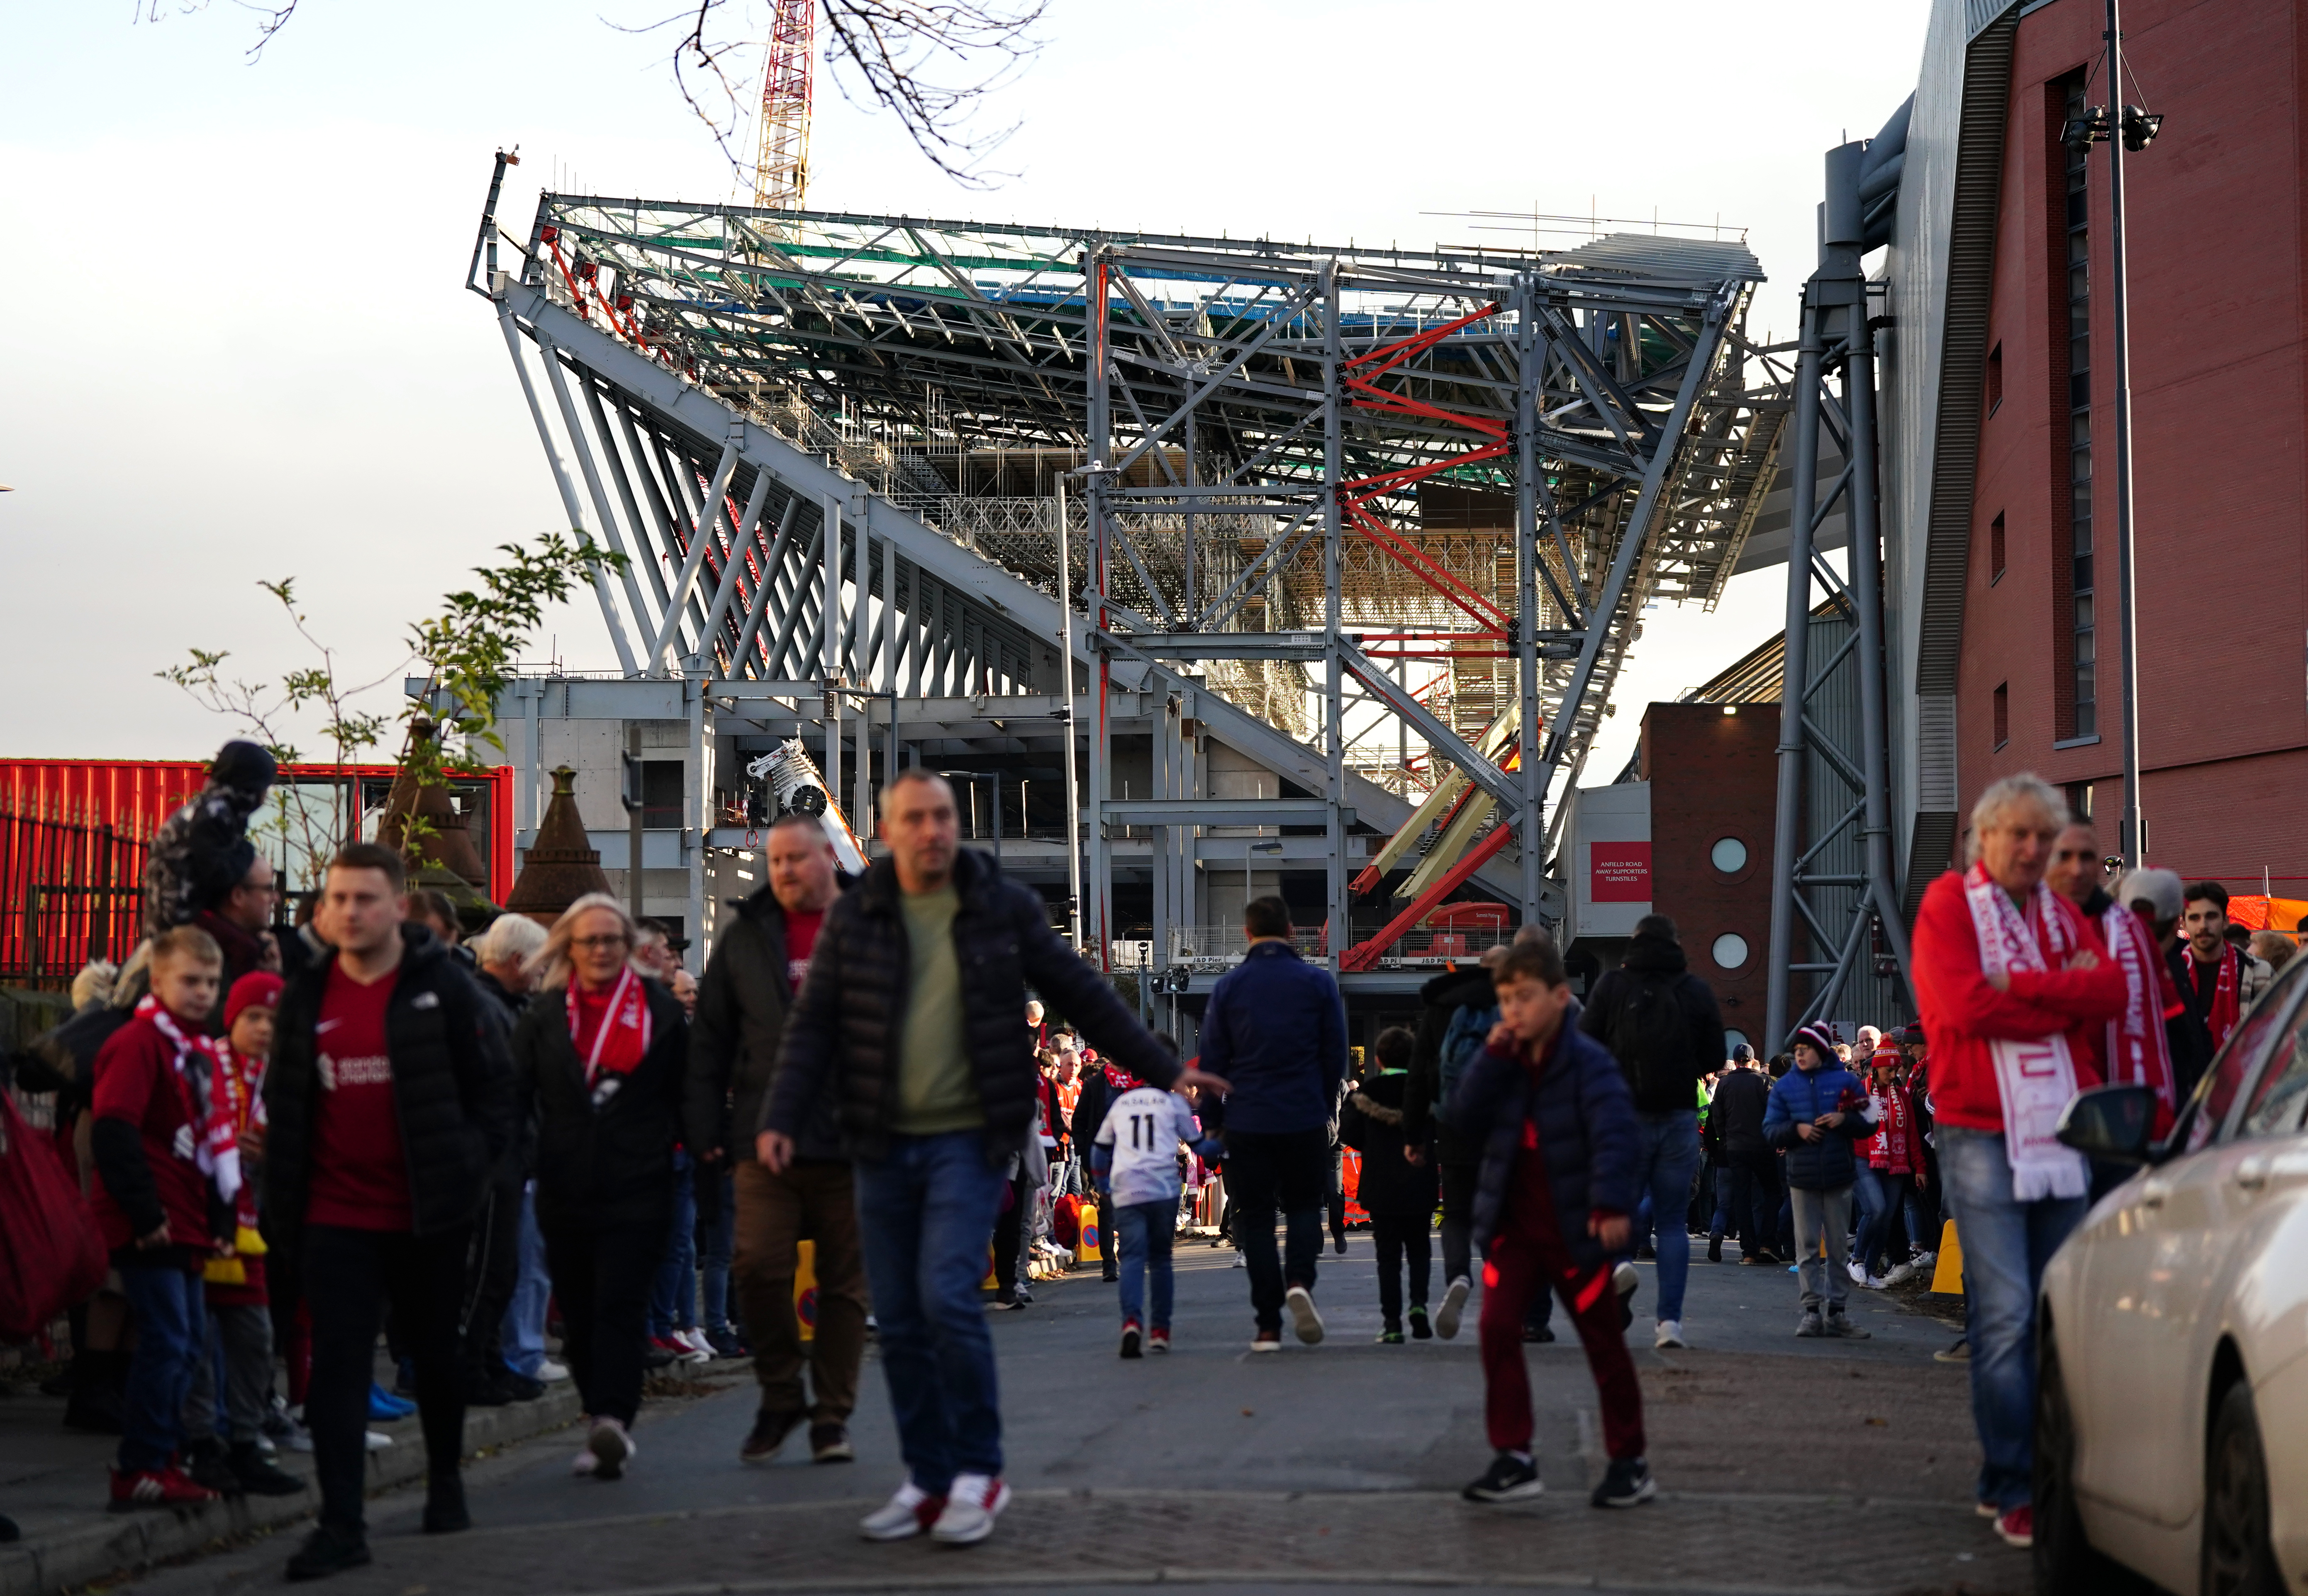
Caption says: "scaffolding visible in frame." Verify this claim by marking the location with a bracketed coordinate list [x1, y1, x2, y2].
[466, 161, 1784, 995]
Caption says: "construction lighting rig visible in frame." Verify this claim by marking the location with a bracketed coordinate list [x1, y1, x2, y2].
[469, 165, 1782, 982]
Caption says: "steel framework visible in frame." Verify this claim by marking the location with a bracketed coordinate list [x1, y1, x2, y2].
[752, 0, 814, 210]
[1763, 139, 1914, 1046]
[467, 158, 1781, 977]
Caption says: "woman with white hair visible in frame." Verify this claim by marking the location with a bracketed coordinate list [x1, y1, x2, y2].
[1909, 774, 2127, 1550]
[508, 893, 690, 1483]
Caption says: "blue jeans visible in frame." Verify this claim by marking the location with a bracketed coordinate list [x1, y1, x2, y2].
[699, 1169, 736, 1333]
[1938, 1126, 2089, 1511]
[650, 1151, 698, 1337]
[502, 1186, 551, 1378]
[854, 1131, 1010, 1494]
[117, 1263, 206, 1474]
[1630, 1109, 1701, 1322]
[1113, 1199, 1175, 1331]
[1850, 1164, 1889, 1276]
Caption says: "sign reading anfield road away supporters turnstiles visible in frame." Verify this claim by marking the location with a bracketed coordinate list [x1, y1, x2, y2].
[1589, 842, 1653, 903]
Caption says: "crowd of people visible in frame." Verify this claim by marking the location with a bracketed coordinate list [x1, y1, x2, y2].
[3, 745, 2293, 1572]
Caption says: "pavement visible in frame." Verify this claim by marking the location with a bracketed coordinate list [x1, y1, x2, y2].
[35, 1235, 2024, 1596]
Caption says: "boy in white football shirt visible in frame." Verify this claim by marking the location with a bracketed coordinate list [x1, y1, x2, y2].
[1092, 1072, 1221, 1357]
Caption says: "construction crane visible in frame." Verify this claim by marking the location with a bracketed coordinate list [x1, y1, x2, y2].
[753, 0, 814, 209]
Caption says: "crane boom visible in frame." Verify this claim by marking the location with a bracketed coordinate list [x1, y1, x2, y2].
[753, 0, 814, 209]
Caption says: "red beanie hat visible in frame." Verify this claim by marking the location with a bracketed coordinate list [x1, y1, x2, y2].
[225, 971, 284, 1031]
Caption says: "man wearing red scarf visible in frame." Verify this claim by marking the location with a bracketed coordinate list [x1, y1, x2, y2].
[2172, 882, 2272, 1058]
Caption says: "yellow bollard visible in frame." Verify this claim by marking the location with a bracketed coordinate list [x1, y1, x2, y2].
[1929, 1220, 1963, 1295]
[794, 1238, 819, 1343]
[1074, 1206, 1104, 1268]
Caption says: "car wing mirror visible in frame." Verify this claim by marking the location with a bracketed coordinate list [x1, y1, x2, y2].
[2056, 1083, 2159, 1165]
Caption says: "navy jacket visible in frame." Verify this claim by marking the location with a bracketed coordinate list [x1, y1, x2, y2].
[1198, 940, 1347, 1136]
[1762, 1062, 1876, 1190]
[1445, 1022, 1641, 1269]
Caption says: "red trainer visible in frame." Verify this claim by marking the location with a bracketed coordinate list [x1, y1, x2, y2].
[110, 1465, 221, 1511]
[1147, 1328, 1171, 1353]
[1994, 1504, 2033, 1549]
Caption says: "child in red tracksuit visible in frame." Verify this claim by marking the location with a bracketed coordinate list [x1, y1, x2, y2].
[1445, 935, 1652, 1509]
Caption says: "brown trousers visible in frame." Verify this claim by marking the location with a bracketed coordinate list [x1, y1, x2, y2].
[731, 1158, 869, 1423]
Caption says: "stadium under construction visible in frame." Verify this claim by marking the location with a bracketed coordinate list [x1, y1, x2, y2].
[467, 159, 1803, 1033]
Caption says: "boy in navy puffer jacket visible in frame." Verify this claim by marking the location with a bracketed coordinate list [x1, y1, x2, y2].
[1763, 1024, 1879, 1339]
[1445, 935, 1652, 1511]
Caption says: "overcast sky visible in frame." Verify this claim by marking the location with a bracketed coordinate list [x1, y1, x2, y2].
[0, 0, 1928, 778]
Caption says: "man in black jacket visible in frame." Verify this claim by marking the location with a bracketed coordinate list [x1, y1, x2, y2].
[1579, 915, 1725, 1350]
[762, 771, 1223, 1547]
[263, 844, 514, 1583]
[690, 813, 869, 1468]
[1703, 1046, 1776, 1265]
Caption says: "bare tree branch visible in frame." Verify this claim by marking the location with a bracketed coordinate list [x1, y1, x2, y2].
[613, 0, 1046, 190]
[133, 0, 301, 60]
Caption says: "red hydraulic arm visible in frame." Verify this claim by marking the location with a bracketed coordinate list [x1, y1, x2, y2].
[1339, 824, 1515, 973]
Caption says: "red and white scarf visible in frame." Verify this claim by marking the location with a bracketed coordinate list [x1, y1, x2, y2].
[139, 996, 242, 1205]
[212, 1041, 267, 1227]
[2101, 903, 2179, 1113]
[2193, 943, 2244, 1052]
[1868, 1080, 1915, 1174]
[567, 967, 652, 1097]
[1961, 865, 2090, 1201]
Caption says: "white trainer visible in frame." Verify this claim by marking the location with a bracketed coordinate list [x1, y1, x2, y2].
[536, 1358, 572, 1383]
[1435, 1275, 1472, 1340]
[930, 1473, 1011, 1545]
[1284, 1285, 1325, 1345]
[587, 1417, 635, 1481]
[1655, 1319, 1687, 1349]
[859, 1479, 944, 1541]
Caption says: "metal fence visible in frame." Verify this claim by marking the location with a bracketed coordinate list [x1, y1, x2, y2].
[0, 806, 149, 989]
[1163, 922, 1513, 970]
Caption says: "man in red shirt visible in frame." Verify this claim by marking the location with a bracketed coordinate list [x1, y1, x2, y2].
[689, 813, 866, 1467]
[2173, 881, 2272, 1057]
[90, 924, 232, 1509]
[263, 844, 513, 1581]
[1911, 775, 2125, 1552]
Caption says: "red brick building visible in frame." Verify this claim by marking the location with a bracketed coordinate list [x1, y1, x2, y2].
[1887, 0, 2308, 895]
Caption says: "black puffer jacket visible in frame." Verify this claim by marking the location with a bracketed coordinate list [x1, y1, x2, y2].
[1339, 1070, 1438, 1218]
[687, 884, 841, 1163]
[265, 925, 515, 1242]
[1402, 964, 1494, 1165]
[514, 978, 689, 1232]
[1580, 932, 1727, 1113]
[765, 847, 1178, 1168]
[1706, 1065, 1772, 1158]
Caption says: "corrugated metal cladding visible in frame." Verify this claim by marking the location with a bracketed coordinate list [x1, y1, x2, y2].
[0, 762, 212, 834]
[1802, 609, 1906, 1032]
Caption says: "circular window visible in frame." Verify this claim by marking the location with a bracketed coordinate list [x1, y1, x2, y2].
[1710, 836, 1749, 874]
[1724, 1028, 1752, 1058]
[1712, 932, 1750, 970]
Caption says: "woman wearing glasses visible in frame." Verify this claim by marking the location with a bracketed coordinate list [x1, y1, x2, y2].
[510, 893, 690, 1483]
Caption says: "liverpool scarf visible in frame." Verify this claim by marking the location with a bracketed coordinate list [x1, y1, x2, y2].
[1961, 865, 2090, 1201]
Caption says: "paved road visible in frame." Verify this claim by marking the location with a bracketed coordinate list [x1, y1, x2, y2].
[118, 1235, 2023, 1596]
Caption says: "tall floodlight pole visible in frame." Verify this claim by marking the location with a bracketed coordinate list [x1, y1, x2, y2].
[2103, 0, 2147, 866]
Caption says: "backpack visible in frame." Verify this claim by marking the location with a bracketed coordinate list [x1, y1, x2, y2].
[0, 1093, 107, 1342]
[1608, 974, 1693, 1102]
[1437, 1001, 1498, 1112]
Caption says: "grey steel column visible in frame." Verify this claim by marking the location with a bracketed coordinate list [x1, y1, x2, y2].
[1845, 320, 1915, 982]
[1055, 479, 1084, 949]
[855, 499, 873, 830]
[821, 493, 842, 816]
[1513, 273, 1544, 924]
[1086, 250, 1113, 963]
[1765, 286, 1825, 1053]
[1321, 259, 1346, 971]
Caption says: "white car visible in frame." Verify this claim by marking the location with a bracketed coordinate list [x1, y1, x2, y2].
[2036, 949, 2308, 1596]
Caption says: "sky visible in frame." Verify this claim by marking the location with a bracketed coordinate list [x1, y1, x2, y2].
[0, 0, 1931, 779]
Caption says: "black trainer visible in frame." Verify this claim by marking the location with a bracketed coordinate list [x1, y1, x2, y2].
[1589, 1456, 1656, 1508]
[740, 1409, 802, 1464]
[285, 1525, 372, 1581]
[229, 1443, 306, 1497]
[1408, 1305, 1433, 1341]
[182, 1436, 243, 1496]
[1462, 1451, 1544, 1503]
